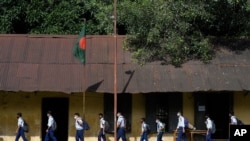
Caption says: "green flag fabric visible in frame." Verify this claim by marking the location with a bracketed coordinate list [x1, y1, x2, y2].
[73, 24, 86, 64]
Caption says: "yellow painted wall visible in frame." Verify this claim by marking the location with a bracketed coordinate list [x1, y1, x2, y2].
[183, 93, 195, 125]
[4, 91, 245, 141]
[131, 94, 145, 139]
[0, 92, 187, 141]
[0, 91, 46, 141]
[234, 92, 250, 124]
[0, 91, 104, 141]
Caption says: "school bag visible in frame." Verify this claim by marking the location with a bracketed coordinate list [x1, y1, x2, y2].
[161, 122, 166, 132]
[52, 120, 57, 131]
[23, 120, 29, 132]
[83, 120, 90, 130]
[104, 120, 110, 132]
[236, 118, 244, 125]
[211, 120, 216, 134]
[145, 124, 151, 134]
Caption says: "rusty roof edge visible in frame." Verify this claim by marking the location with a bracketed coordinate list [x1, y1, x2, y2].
[0, 34, 126, 39]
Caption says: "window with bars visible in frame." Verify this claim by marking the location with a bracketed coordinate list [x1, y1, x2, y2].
[145, 93, 182, 133]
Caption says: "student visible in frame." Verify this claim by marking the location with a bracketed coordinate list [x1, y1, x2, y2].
[205, 114, 213, 141]
[140, 118, 148, 141]
[44, 111, 57, 141]
[229, 111, 237, 125]
[74, 113, 84, 141]
[156, 118, 164, 141]
[15, 112, 28, 141]
[98, 113, 106, 141]
[176, 111, 187, 141]
[117, 112, 127, 141]
[228, 111, 238, 141]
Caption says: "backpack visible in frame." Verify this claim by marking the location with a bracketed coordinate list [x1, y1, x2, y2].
[236, 118, 244, 125]
[184, 118, 189, 128]
[83, 121, 90, 130]
[145, 124, 151, 135]
[161, 122, 166, 132]
[211, 120, 216, 134]
[104, 120, 110, 132]
[52, 120, 57, 131]
[23, 120, 29, 132]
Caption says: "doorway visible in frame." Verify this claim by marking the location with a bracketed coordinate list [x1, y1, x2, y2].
[194, 92, 233, 139]
[42, 98, 69, 141]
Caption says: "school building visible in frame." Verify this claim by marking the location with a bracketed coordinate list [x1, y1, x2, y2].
[0, 34, 249, 141]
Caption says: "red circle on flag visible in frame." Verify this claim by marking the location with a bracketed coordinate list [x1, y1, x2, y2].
[79, 37, 86, 50]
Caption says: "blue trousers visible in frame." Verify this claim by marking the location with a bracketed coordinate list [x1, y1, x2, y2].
[76, 129, 84, 141]
[117, 127, 126, 141]
[98, 128, 106, 141]
[15, 127, 28, 141]
[177, 127, 187, 141]
[157, 132, 163, 141]
[140, 131, 148, 141]
[45, 128, 57, 141]
[206, 131, 213, 141]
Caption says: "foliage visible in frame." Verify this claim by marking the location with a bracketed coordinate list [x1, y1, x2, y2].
[0, 0, 249, 66]
[120, 0, 250, 66]
[84, 0, 114, 34]
[121, 0, 213, 66]
[0, 0, 113, 34]
[200, 0, 250, 36]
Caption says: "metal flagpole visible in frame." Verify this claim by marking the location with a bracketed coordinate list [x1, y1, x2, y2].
[113, 0, 118, 140]
[83, 18, 87, 119]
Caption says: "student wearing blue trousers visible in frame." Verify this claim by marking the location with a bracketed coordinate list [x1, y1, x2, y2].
[176, 111, 187, 141]
[117, 112, 127, 141]
[44, 111, 57, 141]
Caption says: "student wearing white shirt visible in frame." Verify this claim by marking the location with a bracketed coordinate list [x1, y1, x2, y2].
[156, 118, 164, 141]
[228, 111, 237, 141]
[229, 111, 237, 125]
[140, 118, 148, 141]
[15, 113, 28, 141]
[98, 113, 106, 141]
[176, 111, 187, 141]
[74, 113, 84, 141]
[205, 114, 213, 141]
[44, 111, 57, 141]
[117, 112, 127, 141]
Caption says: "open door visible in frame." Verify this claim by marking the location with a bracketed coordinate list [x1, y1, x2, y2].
[42, 98, 69, 141]
[194, 92, 232, 140]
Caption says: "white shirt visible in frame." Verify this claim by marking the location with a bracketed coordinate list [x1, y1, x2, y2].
[47, 115, 54, 127]
[100, 118, 105, 128]
[75, 117, 83, 130]
[141, 122, 147, 132]
[17, 117, 24, 127]
[117, 115, 125, 128]
[206, 118, 212, 129]
[157, 121, 164, 132]
[230, 116, 237, 124]
[177, 116, 185, 128]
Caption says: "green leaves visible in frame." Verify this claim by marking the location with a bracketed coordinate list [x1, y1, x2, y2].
[121, 0, 249, 66]
[0, 0, 249, 66]
[121, 0, 213, 66]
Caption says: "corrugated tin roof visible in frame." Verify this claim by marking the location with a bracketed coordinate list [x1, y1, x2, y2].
[0, 34, 250, 94]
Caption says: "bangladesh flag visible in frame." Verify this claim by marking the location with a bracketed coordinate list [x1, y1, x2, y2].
[73, 24, 86, 64]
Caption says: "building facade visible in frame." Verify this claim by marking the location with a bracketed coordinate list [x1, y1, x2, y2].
[0, 35, 249, 141]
